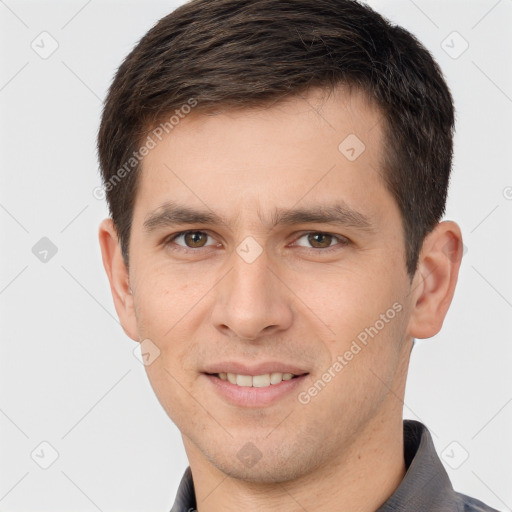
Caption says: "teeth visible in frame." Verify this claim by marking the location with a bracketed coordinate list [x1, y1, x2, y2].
[270, 372, 285, 384]
[252, 374, 270, 387]
[237, 374, 253, 387]
[217, 372, 297, 387]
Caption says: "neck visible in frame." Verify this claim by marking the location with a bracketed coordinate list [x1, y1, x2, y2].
[183, 413, 406, 512]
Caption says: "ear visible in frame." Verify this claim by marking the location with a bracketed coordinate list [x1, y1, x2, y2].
[407, 221, 463, 339]
[98, 218, 139, 342]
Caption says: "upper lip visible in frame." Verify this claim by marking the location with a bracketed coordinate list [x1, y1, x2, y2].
[202, 361, 309, 376]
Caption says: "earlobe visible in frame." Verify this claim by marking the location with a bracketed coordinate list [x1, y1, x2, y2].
[407, 221, 463, 339]
[98, 218, 139, 342]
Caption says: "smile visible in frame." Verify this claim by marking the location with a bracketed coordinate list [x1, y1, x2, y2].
[203, 372, 309, 407]
[210, 371, 301, 388]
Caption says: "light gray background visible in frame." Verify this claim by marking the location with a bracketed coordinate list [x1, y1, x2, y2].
[1, 0, 511, 511]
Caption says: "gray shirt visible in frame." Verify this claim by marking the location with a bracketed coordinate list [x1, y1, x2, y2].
[169, 420, 499, 512]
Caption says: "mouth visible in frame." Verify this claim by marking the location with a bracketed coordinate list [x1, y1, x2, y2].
[203, 371, 310, 407]
[205, 371, 307, 388]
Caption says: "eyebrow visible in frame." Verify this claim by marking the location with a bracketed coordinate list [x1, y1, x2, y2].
[143, 200, 376, 234]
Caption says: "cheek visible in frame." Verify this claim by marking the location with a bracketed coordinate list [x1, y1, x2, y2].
[133, 289, 197, 402]
[320, 276, 409, 395]
[308, 315, 407, 428]
[134, 263, 209, 332]
[307, 273, 399, 342]
[143, 359, 192, 431]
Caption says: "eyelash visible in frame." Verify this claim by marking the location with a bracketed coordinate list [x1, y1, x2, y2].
[163, 230, 350, 254]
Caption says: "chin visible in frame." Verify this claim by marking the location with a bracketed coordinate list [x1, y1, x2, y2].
[203, 440, 322, 485]
[216, 461, 311, 484]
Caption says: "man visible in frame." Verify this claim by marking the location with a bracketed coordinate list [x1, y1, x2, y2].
[97, 0, 499, 510]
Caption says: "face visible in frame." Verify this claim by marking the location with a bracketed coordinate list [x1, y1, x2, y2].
[109, 87, 420, 482]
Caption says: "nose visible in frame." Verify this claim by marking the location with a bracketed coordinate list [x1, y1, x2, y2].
[210, 247, 294, 341]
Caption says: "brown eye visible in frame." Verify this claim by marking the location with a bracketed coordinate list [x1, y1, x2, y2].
[167, 230, 217, 250]
[183, 231, 208, 248]
[292, 232, 349, 252]
[307, 233, 334, 249]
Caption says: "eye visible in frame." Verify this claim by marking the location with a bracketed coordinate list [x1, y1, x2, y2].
[166, 230, 219, 250]
[291, 232, 350, 251]
[163, 230, 350, 254]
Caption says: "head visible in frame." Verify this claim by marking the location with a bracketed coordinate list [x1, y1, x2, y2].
[98, 0, 463, 483]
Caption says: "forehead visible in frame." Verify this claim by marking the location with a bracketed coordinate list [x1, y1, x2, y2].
[132, 87, 394, 231]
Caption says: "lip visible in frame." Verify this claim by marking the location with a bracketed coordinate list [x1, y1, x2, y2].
[203, 372, 309, 408]
[202, 361, 309, 376]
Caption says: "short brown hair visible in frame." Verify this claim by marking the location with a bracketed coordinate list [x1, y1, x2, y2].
[97, 0, 455, 278]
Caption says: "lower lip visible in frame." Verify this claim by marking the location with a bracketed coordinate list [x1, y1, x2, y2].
[203, 373, 309, 408]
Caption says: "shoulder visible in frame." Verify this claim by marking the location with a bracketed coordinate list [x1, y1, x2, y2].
[455, 491, 501, 512]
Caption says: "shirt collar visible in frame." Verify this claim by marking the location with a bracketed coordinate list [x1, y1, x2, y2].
[170, 420, 469, 512]
[375, 419, 456, 511]
[170, 464, 196, 512]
